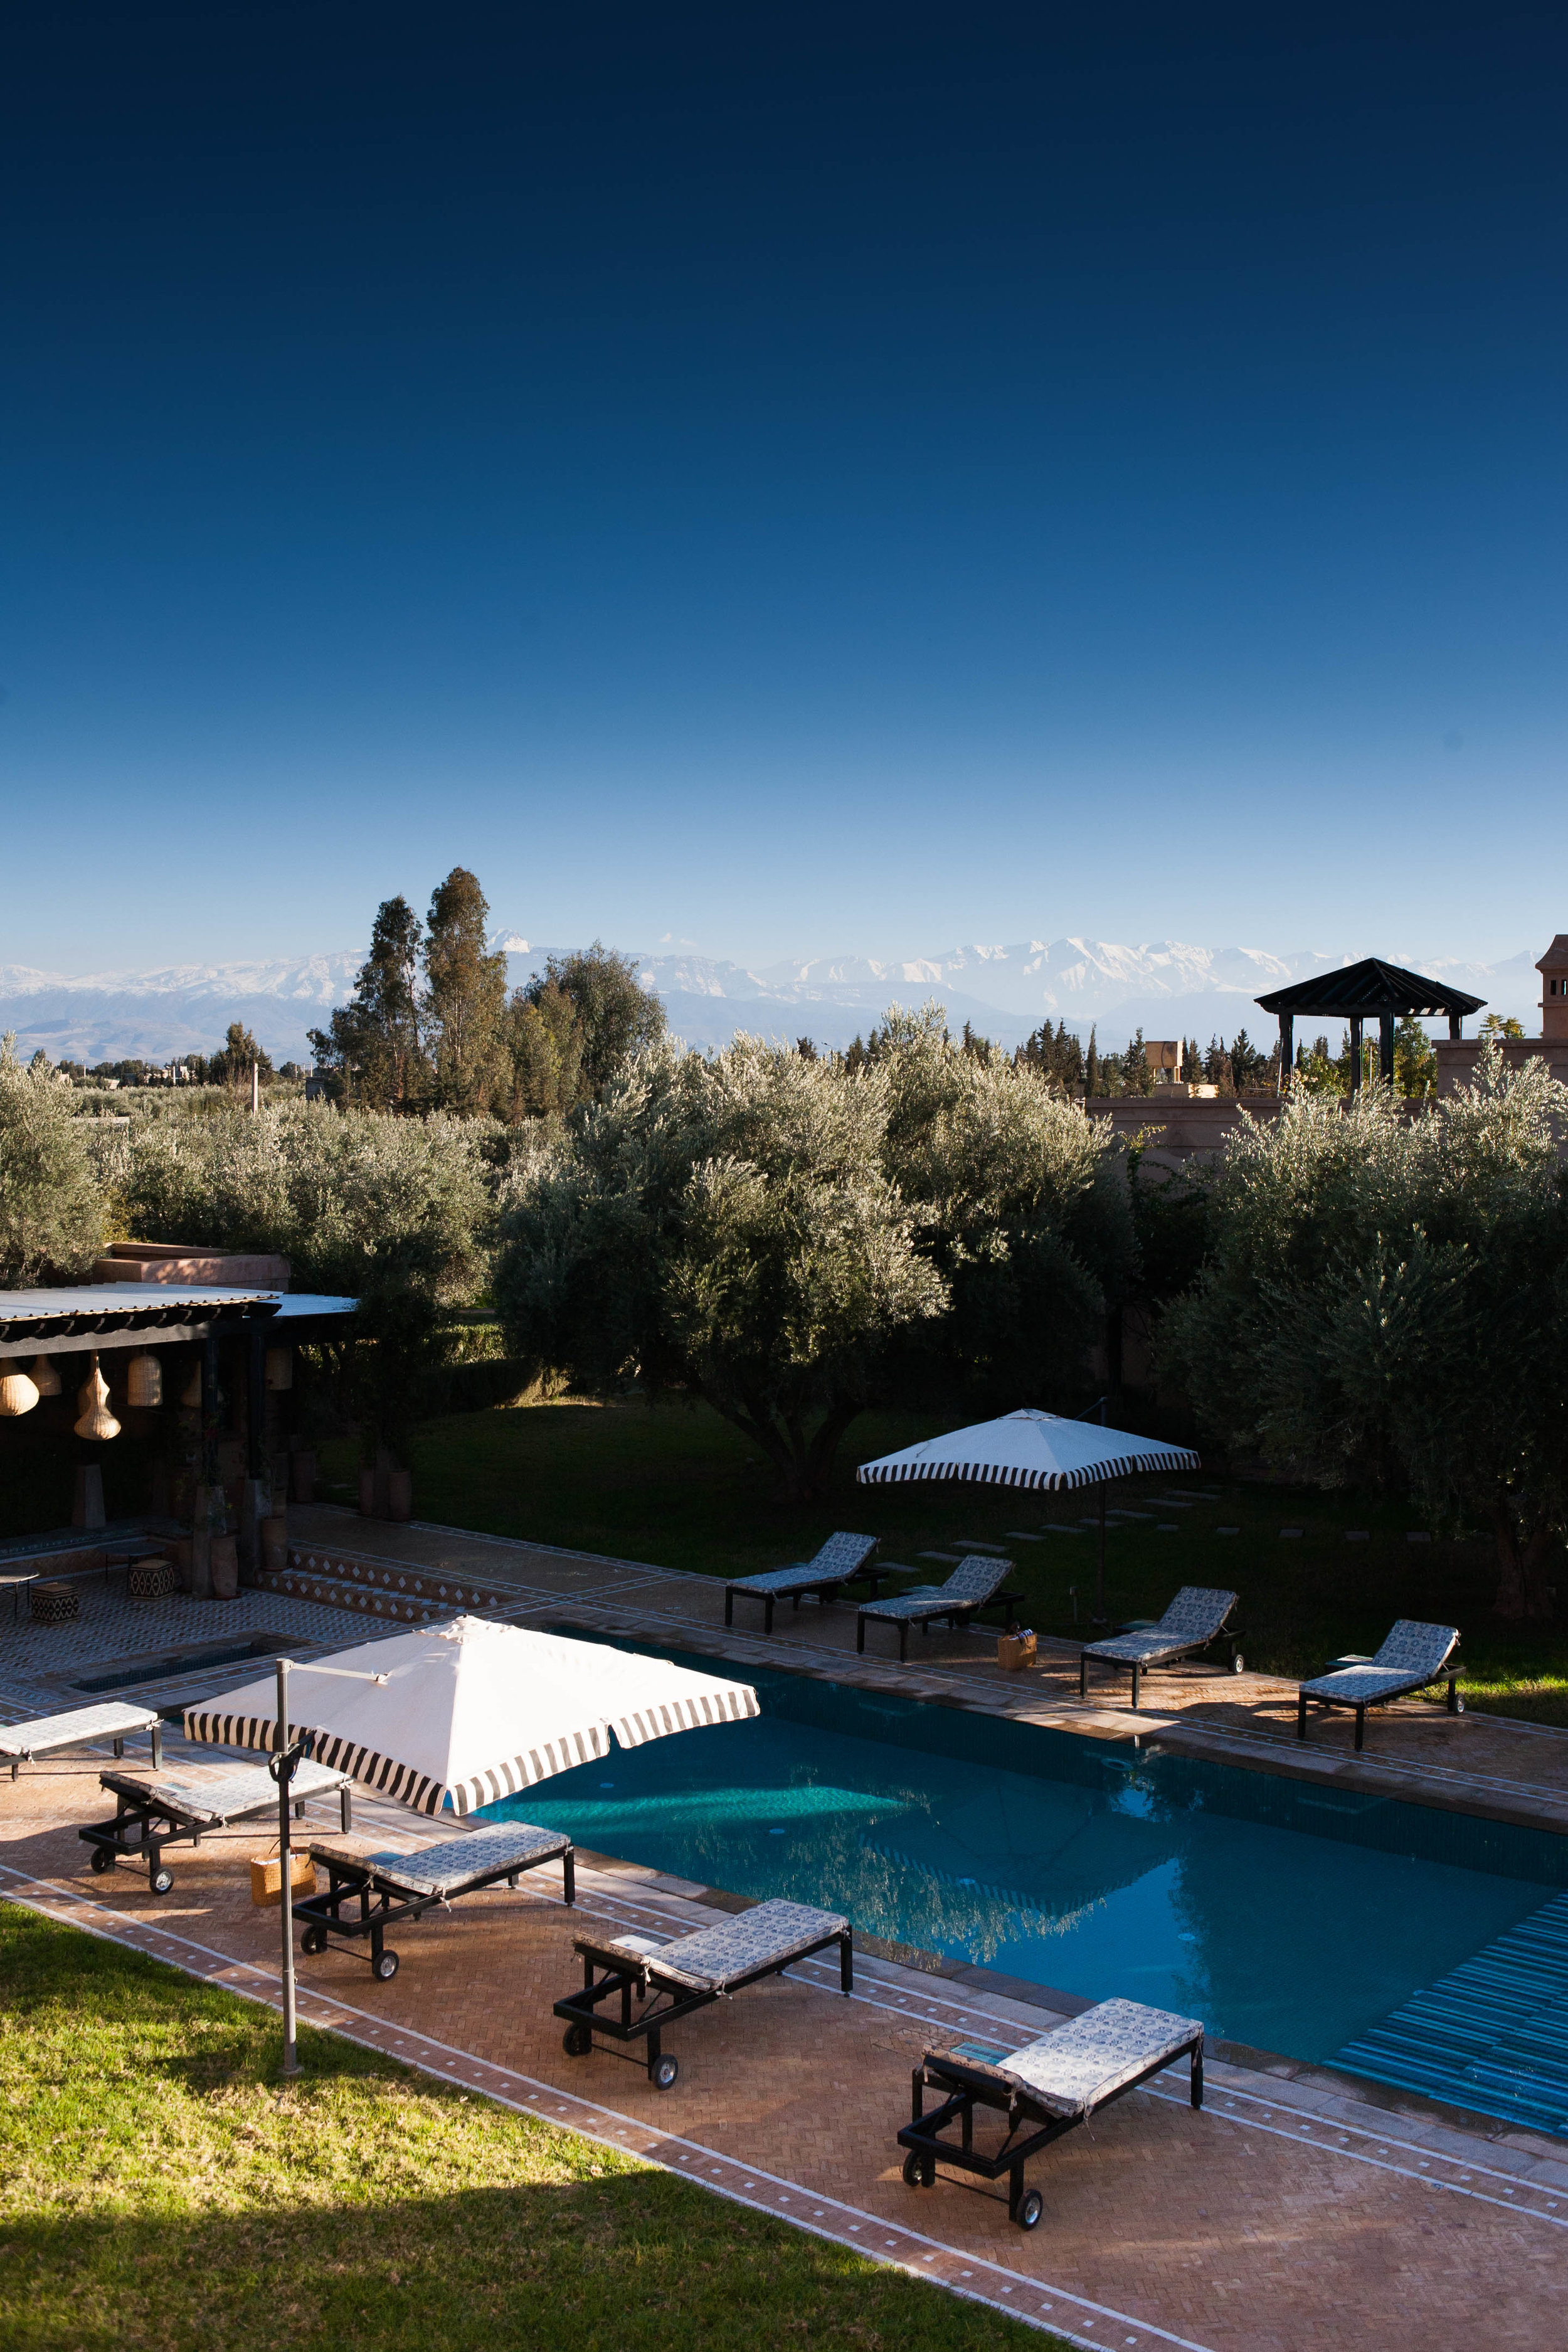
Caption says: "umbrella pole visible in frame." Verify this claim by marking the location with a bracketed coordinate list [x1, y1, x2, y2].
[277, 1656, 300, 2079]
[1093, 1488, 1108, 1626]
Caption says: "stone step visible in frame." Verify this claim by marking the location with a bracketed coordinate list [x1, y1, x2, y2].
[250, 1544, 513, 1626]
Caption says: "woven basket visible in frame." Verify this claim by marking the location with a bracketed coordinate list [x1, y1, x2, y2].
[249, 1846, 317, 1908]
[997, 1630, 1037, 1672]
[128, 1557, 177, 1599]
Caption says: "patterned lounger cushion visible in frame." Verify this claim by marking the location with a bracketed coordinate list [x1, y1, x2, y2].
[1300, 1618, 1458, 1704]
[606, 1897, 849, 1993]
[928, 1998, 1202, 2119]
[729, 1534, 877, 1596]
[1083, 1587, 1237, 1665]
[861, 1556, 1010, 1621]
[309, 1822, 569, 1900]
[0, 1702, 159, 1759]
[100, 1759, 347, 1825]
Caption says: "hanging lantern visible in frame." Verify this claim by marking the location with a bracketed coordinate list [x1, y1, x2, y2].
[264, 1346, 294, 1391]
[180, 1362, 204, 1409]
[29, 1354, 62, 1398]
[74, 1354, 121, 1442]
[125, 1351, 164, 1409]
[0, 1370, 40, 1417]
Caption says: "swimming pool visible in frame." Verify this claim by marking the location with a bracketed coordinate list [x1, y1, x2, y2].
[477, 1635, 1567, 2072]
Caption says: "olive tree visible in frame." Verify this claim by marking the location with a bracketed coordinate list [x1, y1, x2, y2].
[494, 1037, 945, 1498]
[0, 1033, 107, 1283]
[1160, 1042, 1568, 1618]
[879, 1006, 1138, 1411]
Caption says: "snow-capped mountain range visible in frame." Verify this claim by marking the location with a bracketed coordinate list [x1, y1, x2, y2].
[0, 936, 1543, 1066]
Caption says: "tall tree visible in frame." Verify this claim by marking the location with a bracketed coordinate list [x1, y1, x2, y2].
[1086, 1027, 1101, 1098]
[425, 867, 508, 1113]
[501, 981, 585, 1119]
[309, 895, 426, 1109]
[208, 1023, 273, 1087]
[524, 941, 667, 1097]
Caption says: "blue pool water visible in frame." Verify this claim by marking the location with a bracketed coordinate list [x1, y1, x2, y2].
[477, 1639, 1567, 2067]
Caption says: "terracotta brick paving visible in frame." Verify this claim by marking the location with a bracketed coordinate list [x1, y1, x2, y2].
[4, 1748, 1565, 2351]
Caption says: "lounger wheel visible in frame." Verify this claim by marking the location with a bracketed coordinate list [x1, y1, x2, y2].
[1014, 2189, 1044, 2231]
[89, 1846, 114, 1874]
[901, 2153, 935, 2189]
[373, 1949, 400, 1981]
[1231, 1651, 1244, 1675]
[650, 2053, 679, 2091]
[300, 1926, 328, 1956]
[563, 2023, 593, 2058]
[150, 1867, 174, 1896]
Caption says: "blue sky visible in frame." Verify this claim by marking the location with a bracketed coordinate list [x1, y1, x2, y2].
[3, 3, 1565, 970]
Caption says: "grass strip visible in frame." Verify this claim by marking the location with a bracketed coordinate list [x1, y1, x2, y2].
[0, 1900, 1056, 2352]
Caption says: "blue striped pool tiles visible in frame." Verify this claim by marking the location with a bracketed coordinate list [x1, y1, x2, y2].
[1334, 1891, 1568, 2136]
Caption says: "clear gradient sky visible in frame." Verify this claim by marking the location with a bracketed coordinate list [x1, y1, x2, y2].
[3, 3, 1565, 970]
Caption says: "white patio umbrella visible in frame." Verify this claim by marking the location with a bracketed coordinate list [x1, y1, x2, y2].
[857, 1407, 1200, 1626]
[185, 1616, 759, 2073]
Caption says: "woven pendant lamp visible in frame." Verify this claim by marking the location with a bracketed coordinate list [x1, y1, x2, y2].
[29, 1355, 62, 1397]
[264, 1347, 293, 1391]
[0, 1370, 40, 1417]
[125, 1351, 164, 1408]
[74, 1354, 121, 1442]
[180, 1361, 204, 1409]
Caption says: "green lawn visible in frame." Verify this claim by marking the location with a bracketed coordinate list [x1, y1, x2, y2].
[321, 1394, 1568, 1724]
[0, 1903, 1048, 2352]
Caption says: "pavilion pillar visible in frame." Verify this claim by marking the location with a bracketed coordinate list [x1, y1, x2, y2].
[1278, 1013, 1293, 1091]
[1380, 1014, 1396, 1083]
[1449, 1013, 1463, 1041]
[1348, 1016, 1363, 1094]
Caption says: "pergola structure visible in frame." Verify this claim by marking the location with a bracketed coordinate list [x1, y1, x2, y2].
[1254, 958, 1486, 1093]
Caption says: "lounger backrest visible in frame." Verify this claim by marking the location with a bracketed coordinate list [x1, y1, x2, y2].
[938, 1554, 1013, 1603]
[1373, 1619, 1458, 1677]
[809, 1531, 878, 1576]
[1155, 1586, 1238, 1641]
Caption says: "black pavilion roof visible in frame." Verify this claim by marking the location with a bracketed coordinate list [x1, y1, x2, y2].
[1254, 958, 1485, 1019]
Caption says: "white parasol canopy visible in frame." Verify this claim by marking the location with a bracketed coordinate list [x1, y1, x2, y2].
[184, 1616, 759, 1816]
[857, 1407, 1199, 1491]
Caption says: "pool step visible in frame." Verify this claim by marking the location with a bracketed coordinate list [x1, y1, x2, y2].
[1334, 1890, 1568, 2137]
[251, 1544, 512, 1627]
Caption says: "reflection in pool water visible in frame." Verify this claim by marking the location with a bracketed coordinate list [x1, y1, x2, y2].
[477, 1640, 1564, 2064]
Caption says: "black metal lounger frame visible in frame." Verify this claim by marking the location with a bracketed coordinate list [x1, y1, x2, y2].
[898, 2030, 1204, 2231]
[1079, 1618, 1243, 1711]
[724, 1561, 893, 1634]
[857, 1585, 1024, 1663]
[295, 1837, 576, 1980]
[554, 1919, 854, 2090]
[79, 1767, 352, 1896]
[1296, 1655, 1465, 1752]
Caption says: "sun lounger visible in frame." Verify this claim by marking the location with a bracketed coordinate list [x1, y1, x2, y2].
[898, 1997, 1204, 2230]
[856, 1554, 1022, 1661]
[724, 1532, 886, 1633]
[1078, 1586, 1241, 1709]
[80, 1758, 352, 1895]
[1296, 1619, 1463, 1752]
[296, 1822, 576, 1980]
[3, 1701, 162, 1783]
[554, 1895, 852, 2088]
